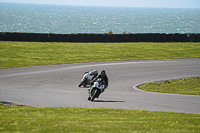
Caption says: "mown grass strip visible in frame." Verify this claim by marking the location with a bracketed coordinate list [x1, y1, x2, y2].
[1, 41, 200, 132]
[1, 41, 200, 69]
[0, 104, 200, 132]
[138, 77, 200, 95]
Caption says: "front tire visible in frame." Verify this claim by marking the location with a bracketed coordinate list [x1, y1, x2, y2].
[88, 96, 91, 101]
[91, 89, 100, 101]
[78, 79, 86, 87]
[78, 83, 82, 87]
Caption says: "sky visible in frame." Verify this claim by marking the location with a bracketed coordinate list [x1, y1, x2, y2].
[0, 0, 200, 8]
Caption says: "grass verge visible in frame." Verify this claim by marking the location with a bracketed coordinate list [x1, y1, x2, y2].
[1, 104, 200, 132]
[1, 41, 200, 132]
[1, 41, 200, 69]
[138, 77, 200, 95]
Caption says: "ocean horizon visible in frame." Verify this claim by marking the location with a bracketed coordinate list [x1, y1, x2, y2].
[0, 2, 200, 34]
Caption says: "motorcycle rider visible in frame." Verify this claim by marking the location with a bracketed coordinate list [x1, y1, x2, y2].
[88, 70, 98, 80]
[90, 69, 108, 89]
[79, 70, 98, 87]
[88, 70, 108, 100]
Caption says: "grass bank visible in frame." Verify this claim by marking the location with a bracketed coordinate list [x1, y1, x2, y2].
[138, 77, 200, 95]
[1, 41, 200, 69]
[1, 41, 200, 132]
[1, 104, 200, 132]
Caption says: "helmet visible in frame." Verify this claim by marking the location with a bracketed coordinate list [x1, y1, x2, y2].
[100, 70, 106, 76]
[93, 70, 98, 75]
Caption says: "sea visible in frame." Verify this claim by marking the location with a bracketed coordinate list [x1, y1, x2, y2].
[0, 2, 200, 34]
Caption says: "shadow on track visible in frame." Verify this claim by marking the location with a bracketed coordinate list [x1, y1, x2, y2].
[93, 100, 125, 102]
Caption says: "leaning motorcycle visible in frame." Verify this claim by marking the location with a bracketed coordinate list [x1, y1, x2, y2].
[88, 78, 106, 101]
[78, 72, 94, 87]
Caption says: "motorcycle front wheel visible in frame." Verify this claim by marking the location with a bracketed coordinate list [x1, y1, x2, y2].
[78, 78, 86, 87]
[91, 88, 100, 101]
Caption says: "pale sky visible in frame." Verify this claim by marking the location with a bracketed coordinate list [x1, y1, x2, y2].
[0, 0, 200, 8]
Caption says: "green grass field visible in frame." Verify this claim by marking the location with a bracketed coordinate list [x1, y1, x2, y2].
[1, 104, 200, 132]
[0, 41, 200, 69]
[138, 77, 200, 95]
[1, 41, 200, 132]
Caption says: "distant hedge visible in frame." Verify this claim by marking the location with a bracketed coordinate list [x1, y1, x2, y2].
[0, 32, 199, 42]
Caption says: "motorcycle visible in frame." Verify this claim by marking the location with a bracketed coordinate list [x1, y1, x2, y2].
[88, 78, 106, 101]
[78, 72, 94, 87]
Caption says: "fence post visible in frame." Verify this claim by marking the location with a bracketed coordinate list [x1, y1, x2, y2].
[142, 34, 148, 42]
[129, 34, 135, 42]
[160, 33, 167, 42]
[122, 34, 130, 42]
[26, 33, 35, 42]
[97, 34, 103, 42]
[35, 33, 43, 42]
[116, 34, 122, 42]
[187, 34, 195, 42]
[70, 34, 77, 42]
[90, 34, 97, 42]
[110, 34, 117, 42]
[19, 33, 26, 41]
[103, 34, 110, 42]
[63, 34, 70, 42]
[84, 34, 90, 42]
[135, 34, 142, 42]
[77, 34, 84, 42]
[0, 32, 5, 41]
[154, 33, 160, 42]
[148, 33, 154, 42]
[40, 33, 49, 42]
[166, 34, 173, 42]
[56, 34, 63, 42]
[4, 32, 13, 41]
[180, 34, 187, 42]
[195, 34, 200, 42]
[12, 33, 20, 41]
[50, 34, 57, 42]
[173, 33, 180, 42]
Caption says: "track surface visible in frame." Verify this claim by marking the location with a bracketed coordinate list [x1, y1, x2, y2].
[0, 59, 200, 114]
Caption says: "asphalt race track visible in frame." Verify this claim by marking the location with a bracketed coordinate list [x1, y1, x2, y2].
[0, 58, 200, 114]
